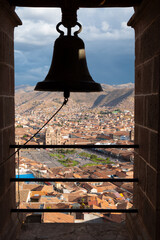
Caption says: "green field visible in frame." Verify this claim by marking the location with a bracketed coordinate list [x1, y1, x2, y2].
[79, 152, 112, 165]
[49, 149, 112, 167]
[58, 158, 79, 167]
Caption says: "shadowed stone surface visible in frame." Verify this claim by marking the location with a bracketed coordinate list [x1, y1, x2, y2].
[17, 222, 130, 240]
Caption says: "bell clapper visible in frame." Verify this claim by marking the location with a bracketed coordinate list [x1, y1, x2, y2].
[64, 90, 70, 103]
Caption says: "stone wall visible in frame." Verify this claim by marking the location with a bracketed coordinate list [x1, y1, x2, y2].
[127, 0, 160, 239]
[0, 1, 21, 240]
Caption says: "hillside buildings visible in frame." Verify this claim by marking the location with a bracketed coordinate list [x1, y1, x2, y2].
[15, 107, 134, 161]
[16, 156, 133, 224]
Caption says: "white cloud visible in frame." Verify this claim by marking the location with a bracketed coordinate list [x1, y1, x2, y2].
[28, 66, 49, 76]
[14, 49, 28, 64]
[16, 7, 61, 23]
[15, 19, 59, 45]
[101, 21, 109, 31]
[14, 7, 135, 86]
[78, 7, 133, 28]
[81, 21, 133, 41]
[15, 7, 134, 45]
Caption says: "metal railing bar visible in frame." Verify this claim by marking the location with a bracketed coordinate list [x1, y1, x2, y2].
[11, 208, 138, 213]
[10, 178, 139, 182]
[10, 144, 139, 149]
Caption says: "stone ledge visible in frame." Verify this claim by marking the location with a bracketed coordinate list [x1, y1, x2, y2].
[17, 222, 130, 240]
[0, 0, 22, 27]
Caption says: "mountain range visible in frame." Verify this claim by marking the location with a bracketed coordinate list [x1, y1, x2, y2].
[15, 83, 134, 114]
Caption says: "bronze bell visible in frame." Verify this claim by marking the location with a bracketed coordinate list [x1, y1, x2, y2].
[34, 34, 102, 94]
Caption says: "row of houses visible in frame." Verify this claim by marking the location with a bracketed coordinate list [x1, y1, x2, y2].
[16, 157, 133, 223]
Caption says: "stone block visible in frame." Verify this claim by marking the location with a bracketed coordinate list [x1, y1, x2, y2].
[133, 182, 139, 209]
[0, 31, 14, 65]
[0, 13, 14, 37]
[137, 187, 145, 218]
[0, 63, 10, 95]
[149, 131, 159, 170]
[140, 16, 160, 63]
[134, 153, 139, 178]
[135, 96, 145, 125]
[146, 94, 159, 131]
[0, 130, 3, 164]
[0, 96, 4, 129]
[0, 64, 14, 96]
[0, 157, 15, 203]
[157, 210, 160, 240]
[142, 197, 156, 240]
[135, 37, 141, 67]
[146, 166, 157, 207]
[0, 163, 7, 200]
[157, 174, 160, 211]
[8, 181, 16, 210]
[134, 124, 139, 154]
[0, 188, 12, 234]
[139, 156, 147, 192]
[2, 126, 15, 163]
[135, 66, 143, 94]
[153, 55, 160, 94]
[139, 126, 149, 162]
[0, 183, 16, 235]
[133, 154, 139, 208]
[9, 67, 15, 96]
[4, 97, 14, 127]
[142, 59, 153, 94]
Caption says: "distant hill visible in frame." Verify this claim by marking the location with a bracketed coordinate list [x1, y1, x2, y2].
[15, 83, 134, 114]
[92, 88, 134, 108]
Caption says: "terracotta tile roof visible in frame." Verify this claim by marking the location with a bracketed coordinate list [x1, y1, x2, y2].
[101, 182, 117, 189]
[126, 171, 133, 177]
[41, 185, 54, 193]
[96, 186, 114, 193]
[65, 192, 86, 202]
[30, 191, 46, 198]
[91, 205, 101, 209]
[39, 196, 61, 203]
[20, 202, 44, 209]
[102, 196, 115, 206]
[115, 171, 126, 178]
[73, 173, 82, 178]
[15, 128, 26, 136]
[64, 173, 74, 178]
[99, 200, 110, 209]
[42, 213, 74, 223]
[22, 184, 41, 191]
[31, 186, 44, 191]
[121, 183, 133, 193]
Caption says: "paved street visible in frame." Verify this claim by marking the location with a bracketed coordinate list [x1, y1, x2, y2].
[20, 148, 118, 168]
[20, 149, 62, 168]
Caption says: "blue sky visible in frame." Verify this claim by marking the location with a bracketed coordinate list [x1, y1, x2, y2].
[14, 7, 135, 86]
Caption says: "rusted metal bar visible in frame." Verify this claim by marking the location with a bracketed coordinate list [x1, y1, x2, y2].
[10, 144, 139, 149]
[11, 208, 138, 213]
[10, 178, 139, 182]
